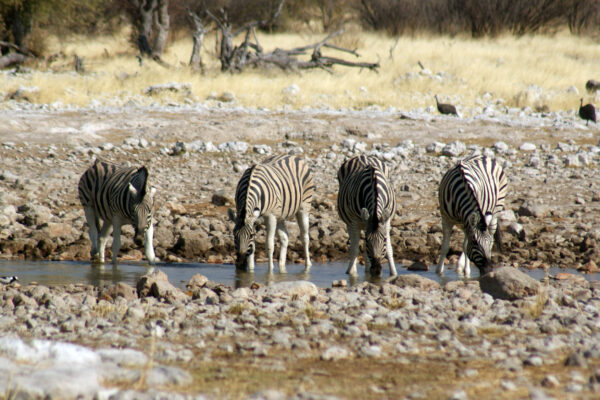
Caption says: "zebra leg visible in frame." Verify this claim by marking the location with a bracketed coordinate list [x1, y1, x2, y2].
[386, 222, 397, 276]
[265, 214, 277, 273]
[97, 220, 113, 264]
[457, 237, 468, 276]
[111, 217, 123, 265]
[296, 210, 312, 271]
[144, 223, 157, 265]
[276, 220, 289, 273]
[436, 218, 453, 275]
[346, 225, 361, 276]
[83, 206, 99, 261]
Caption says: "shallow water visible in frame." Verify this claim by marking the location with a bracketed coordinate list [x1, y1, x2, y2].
[0, 260, 598, 289]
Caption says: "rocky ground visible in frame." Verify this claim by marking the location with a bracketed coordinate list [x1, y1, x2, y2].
[0, 266, 599, 399]
[0, 102, 599, 398]
[0, 103, 599, 272]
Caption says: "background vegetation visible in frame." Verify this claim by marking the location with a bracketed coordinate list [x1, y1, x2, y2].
[0, 0, 598, 112]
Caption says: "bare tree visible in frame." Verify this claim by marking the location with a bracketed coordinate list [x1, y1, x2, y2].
[152, 0, 170, 55]
[200, 0, 378, 73]
[130, 0, 170, 61]
[187, 8, 209, 72]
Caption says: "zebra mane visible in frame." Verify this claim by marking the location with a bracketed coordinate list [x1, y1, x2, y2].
[458, 158, 486, 227]
[368, 165, 380, 226]
[237, 164, 258, 223]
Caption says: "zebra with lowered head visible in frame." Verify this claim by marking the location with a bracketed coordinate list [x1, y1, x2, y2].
[437, 154, 508, 277]
[78, 159, 157, 265]
[337, 155, 397, 277]
[228, 154, 314, 273]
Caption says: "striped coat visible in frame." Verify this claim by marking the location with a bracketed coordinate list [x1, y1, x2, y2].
[228, 154, 314, 272]
[437, 155, 508, 276]
[78, 159, 156, 265]
[337, 155, 397, 276]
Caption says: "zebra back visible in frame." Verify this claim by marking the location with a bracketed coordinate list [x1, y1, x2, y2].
[440, 155, 507, 225]
[78, 159, 151, 223]
[337, 155, 396, 227]
[234, 154, 314, 224]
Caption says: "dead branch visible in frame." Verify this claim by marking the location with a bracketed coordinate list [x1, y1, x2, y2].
[0, 40, 35, 57]
[0, 53, 28, 69]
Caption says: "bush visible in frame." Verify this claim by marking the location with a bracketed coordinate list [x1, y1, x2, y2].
[355, 0, 600, 37]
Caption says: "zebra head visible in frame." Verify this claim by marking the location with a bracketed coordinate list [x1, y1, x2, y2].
[128, 167, 155, 239]
[228, 208, 259, 270]
[465, 211, 496, 275]
[361, 207, 390, 276]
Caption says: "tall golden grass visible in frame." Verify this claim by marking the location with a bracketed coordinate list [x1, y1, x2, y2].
[1, 27, 598, 112]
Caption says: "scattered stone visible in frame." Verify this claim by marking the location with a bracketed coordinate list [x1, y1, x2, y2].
[479, 267, 541, 300]
[388, 274, 440, 290]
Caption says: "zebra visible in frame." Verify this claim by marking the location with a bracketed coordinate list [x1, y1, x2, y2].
[436, 154, 508, 277]
[228, 154, 314, 273]
[78, 159, 157, 265]
[337, 155, 397, 277]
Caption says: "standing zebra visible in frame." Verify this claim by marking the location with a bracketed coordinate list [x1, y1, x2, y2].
[437, 155, 507, 277]
[78, 159, 157, 265]
[228, 154, 314, 273]
[337, 155, 397, 277]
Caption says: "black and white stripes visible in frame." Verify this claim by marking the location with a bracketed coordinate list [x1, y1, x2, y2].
[228, 154, 314, 272]
[78, 159, 156, 265]
[337, 155, 397, 276]
[437, 155, 508, 276]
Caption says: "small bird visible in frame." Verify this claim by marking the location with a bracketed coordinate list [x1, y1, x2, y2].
[585, 79, 600, 94]
[0, 276, 18, 284]
[579, 98, 596, 126]
[435, 95, 458, 116]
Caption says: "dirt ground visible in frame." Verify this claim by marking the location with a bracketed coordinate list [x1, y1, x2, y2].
[0, 105, 599, 272]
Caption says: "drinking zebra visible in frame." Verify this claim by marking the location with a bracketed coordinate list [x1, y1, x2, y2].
[337, 155, 397, 277]
[78, 159, 157, 265]
[228, 154, 314, 273]
[437, 154, 508, 277]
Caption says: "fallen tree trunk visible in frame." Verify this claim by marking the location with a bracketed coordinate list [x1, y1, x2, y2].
[245, 29, 380, 73]
[0, 53, 28, 69]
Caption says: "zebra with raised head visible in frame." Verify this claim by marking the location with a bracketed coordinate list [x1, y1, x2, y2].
[78, 159, 157, 265]
[437, 154, 508, 277]
[228, 154, 314, 273]
[337, 155, 397, 277]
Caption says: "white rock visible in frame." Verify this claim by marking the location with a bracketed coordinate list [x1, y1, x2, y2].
[519, 142, 536, 151]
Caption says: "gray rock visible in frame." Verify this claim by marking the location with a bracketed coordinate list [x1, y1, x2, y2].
[260, 281, 318, 298]
[479, 267, 541, 300]
[145, 365, 193, 387]
[442, 141, 466, 157]
[519, 142, 536, 151]
[426, 141, 445, 153]
[321, 346, 352, 361]
[388, 274, 440, 290]
[518, 202, 551, 218]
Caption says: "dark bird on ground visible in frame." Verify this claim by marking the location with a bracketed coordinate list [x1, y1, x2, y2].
[0, 276, 18, 284]
[435, 95, 458, 116]
[585, 79, 600, 94]
[579, 98, 596, 126]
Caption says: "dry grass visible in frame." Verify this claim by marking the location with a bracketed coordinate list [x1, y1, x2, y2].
[2, 27, 599, 111]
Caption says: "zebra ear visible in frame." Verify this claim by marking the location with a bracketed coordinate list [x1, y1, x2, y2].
[253, 208, 260, 218]
[484, 212, 493, 228]
[128, 183, 138, 196]
[227, 208, 237, 223]
[360, 208, 370, 222]
[149, 187, 156, 198]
